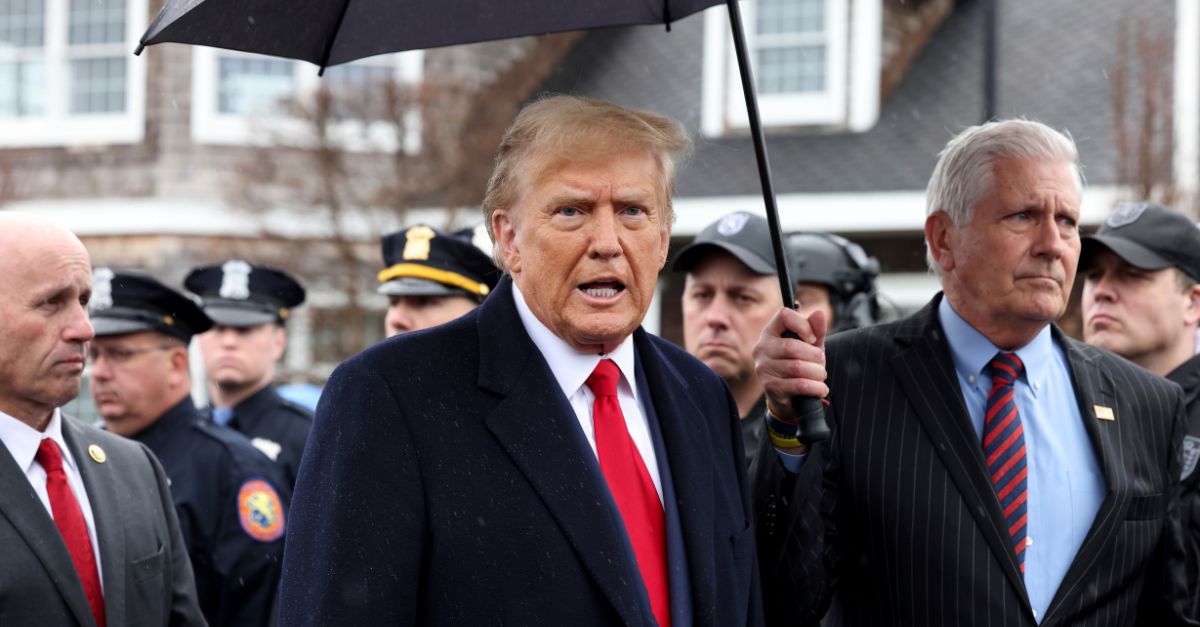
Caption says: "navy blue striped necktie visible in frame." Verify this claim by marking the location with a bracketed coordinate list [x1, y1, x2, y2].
[984, 351, 1029, 574]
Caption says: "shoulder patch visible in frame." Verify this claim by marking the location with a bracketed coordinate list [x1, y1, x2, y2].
[1182, 435, 1200, 481]
[237, 479, 286, 542]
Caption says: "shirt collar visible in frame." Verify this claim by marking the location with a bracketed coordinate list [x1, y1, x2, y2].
[0, 407, 76, 474]
[512, 280, 638, 400]
[937, 297, 1054, 392]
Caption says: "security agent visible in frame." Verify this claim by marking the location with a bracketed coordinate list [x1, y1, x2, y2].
[1079, 202, 1200, 616]
[378, 224, 500, 338]
[89, 268, 289, 627]
[673, 213, 880, 475]
[785, 231, 881, 334]
[186, 261, 312, 489]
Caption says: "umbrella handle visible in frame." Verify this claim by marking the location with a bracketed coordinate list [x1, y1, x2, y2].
[725, 0, 829, 445]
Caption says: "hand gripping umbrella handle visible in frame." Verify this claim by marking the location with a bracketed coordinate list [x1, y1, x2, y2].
[782, 331, 831, 445]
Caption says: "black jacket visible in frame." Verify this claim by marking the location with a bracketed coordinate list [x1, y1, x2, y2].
[137, 397, 289, 627]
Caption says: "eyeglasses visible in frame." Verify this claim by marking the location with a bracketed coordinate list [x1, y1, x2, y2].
[87, 344, 176, 365]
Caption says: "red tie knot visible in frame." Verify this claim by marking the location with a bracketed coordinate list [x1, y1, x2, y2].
[585, 359, 620, 398]
[989, 352, 1024, 387]
[36, 438, 65, 474]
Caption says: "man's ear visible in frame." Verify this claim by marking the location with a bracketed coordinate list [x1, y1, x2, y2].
[924, 211, 957, 273]
[1184, 282, 1200, 326]
[271, 326, 287, 361]
[493, 210, 521, 274]
[656, 222, 671, 270]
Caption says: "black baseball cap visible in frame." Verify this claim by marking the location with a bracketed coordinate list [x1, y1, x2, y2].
[671, 212, 776, 275]
[89, 269, 213, 342]
[377, 224, 500, 302]
[1081, 202, 1200, 282]
[184, 261, 306, 327]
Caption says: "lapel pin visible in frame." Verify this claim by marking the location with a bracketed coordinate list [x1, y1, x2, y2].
[88, 444, 107, 463]
[1093, 405, 1115, 421]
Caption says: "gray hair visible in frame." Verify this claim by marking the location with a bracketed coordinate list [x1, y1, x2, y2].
[924, 119, 1084, 273]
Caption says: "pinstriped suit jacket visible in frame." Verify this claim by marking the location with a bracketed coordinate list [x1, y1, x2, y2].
[755, 295, 1194, 627]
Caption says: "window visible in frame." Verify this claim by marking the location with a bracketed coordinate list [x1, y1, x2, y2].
[0, 0, 147, 147]
[191, 47, 423, 151]
[701, 0, 880, 134]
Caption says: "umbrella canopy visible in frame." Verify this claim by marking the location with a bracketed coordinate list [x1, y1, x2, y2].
[136, 0, 829, 443]
[140, 0, 722, 68]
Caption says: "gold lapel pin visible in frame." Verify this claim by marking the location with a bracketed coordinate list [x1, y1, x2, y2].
[88, 445, 107, 463]
[1094, 405, 1115, 421]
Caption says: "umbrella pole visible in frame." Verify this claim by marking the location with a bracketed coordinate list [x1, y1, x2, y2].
[723, 0, 829, 444]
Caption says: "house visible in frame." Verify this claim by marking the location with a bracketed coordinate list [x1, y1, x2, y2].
[0, 0, 1194, 381]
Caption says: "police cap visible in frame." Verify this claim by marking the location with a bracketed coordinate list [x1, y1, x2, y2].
[1081, 202, 1200, 282]
[377, 224, 499, 302]
[89, 268, 213, 342]
[185, 261, 306, 327]
[671, 212, 776, 275]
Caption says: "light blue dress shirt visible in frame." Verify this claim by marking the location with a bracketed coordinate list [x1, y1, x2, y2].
[938, 298, 1106, 622]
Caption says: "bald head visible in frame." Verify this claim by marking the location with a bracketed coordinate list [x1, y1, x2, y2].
[0, 212, 88, 269]
[0, 212, 94, 429]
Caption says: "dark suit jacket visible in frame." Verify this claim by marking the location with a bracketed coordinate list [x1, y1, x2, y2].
[756, 295, 1194, 627]
[0, 413, 205, 627]
[281, 277, 762, 626]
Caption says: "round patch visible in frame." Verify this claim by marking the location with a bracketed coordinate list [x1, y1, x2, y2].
[237, 479, 285, 542]
[1106, 202, 1148, 228]
[716, 212, 749, 236]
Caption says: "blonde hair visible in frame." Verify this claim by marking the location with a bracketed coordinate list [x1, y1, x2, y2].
[481, 96, 692, 267]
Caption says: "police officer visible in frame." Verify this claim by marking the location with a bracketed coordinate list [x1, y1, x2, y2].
[186, 261, 312, 489]
[673, 213, 881, 474]
[377, 224, 500, 338]
[88, 268, 288, 627]
[1078, 202, 1200, 613]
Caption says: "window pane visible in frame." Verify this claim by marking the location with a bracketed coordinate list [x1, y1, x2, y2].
[0, 0, 45, 48]
[218, 55, 296, 115]
[320, 63, 395, 91]
[68, 0, 127, 45]
[756, 45, 825, 94]
[757, 0, 824, 36]
[319, 62, 396, 120]
[0, 59, 46, 116]
[70, 57, 126, 112]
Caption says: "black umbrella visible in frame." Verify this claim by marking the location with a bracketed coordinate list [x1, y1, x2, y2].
[136, 0, 828, 443]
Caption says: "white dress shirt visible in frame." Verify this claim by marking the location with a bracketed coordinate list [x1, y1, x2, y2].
[0, 408, 105, 585]
[512, 282, 664, 503]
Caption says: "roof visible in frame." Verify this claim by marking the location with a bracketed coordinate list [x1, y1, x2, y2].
[538, 0, 1176, 198]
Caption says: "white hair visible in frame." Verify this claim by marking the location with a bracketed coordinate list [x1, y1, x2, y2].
[924, 119, 1084, 273]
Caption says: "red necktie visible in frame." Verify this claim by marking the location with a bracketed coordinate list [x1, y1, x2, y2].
[586, 359, 670, 627]
[983, 352, 1029, 575]
[36, 438, 106, 627]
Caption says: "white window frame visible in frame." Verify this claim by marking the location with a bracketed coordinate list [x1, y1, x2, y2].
[701, 0, 880, 135]
[0, 0, 147, 147]
[191, 47, 424, 153]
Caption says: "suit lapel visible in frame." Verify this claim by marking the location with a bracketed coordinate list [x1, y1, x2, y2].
[1042, 337, 1128, 624]
[0, 419, 97, 626]
[634, 330, 717, 625]
[888, 299, 1032, 610]
[61, 416, 126, 627]
[477, 278, 649, 627]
